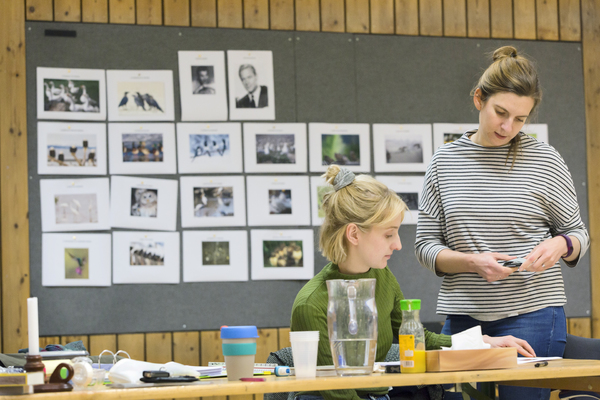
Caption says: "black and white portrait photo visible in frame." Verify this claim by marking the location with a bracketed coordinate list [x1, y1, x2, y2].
[192, 66, 216, 95]
[228, 50, 275, 120]
[236, 64, 268, 108]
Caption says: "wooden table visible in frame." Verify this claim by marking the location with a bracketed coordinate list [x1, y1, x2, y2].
[4, 359, 600, 399]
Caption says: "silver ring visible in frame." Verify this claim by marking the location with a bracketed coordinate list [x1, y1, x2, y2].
[542, 263, 545, 268]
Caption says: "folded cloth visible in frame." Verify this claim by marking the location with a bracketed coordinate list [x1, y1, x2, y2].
[18, 340, 88, 354]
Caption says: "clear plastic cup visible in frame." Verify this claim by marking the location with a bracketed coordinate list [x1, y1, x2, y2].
[290, 331, 319, 379]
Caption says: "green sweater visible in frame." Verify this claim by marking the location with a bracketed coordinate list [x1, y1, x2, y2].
[290, 263, 451, 400]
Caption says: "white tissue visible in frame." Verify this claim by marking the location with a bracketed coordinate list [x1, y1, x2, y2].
[108, 359, 200, 384]
[447, 326, 491, 350]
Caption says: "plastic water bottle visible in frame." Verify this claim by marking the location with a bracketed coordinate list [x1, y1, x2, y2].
[398, 299, 426, 373]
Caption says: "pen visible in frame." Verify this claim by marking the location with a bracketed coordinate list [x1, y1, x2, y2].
[240, 377, 265, 382]
[534, 361, 548, 368]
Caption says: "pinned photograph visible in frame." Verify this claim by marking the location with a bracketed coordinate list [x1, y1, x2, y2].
[310, 176, 333, 226]
[373, 124, 432, 172]
[183, 230, 248, 282]
[433, 123, 478, 149]
[177, 123, 243, 174]
[37, 67, 107, 121]
[227, 51, 275, 120]
[251, 229, 314, 280]
[180, 176, 246, 228]
[309, 123, 371, 172]
[37, 122, 107, 175]
[113, 231, 180, 284]
[110, 176, 178, 231]
[108, 123, 176, 174]
[107, 70, 175, 121]
[40, 178, 110, 232]
[243, 123, 307, 173]
[246, 176, 310, 226]
[375, 175, 424, 225]
[42, 233, 111, 287]
[178, 51, 228, 121]
[522, 123, 549, 143]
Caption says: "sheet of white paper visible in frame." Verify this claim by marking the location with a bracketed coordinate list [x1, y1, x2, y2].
[309, 123, 371, 172]
[373, 124, 432, 172]
[107, 70, 175, 121]
[250, 229, 314, 280]
[108, 123, 176, 174]
[37, 122, 107, 175]
[182, 230, 248, 282]
[246, 176, 310, 226]
[433, 123, 478, 150]
[42, 233, 111, 287]
[243, 123, 307, 173]
[522, 123, 549, 144]
[112, 231, 180, 284]
[178, 51, 228, 121]
[227, 51, 275, 121]
[375, 175, 424, 225]
[176, 123, 242, 174]
[516, 357, 562, 364]
[110, 176, 178, 231]
[40, 178, 110, 232]
[180, 176, 246, 228]
[37, 67, 107, 121]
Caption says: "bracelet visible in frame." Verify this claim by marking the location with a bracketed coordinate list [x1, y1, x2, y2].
[558, 234, 573, 258]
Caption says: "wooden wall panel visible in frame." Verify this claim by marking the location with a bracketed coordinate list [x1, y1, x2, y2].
[109, 0, 136, 24]
[61, 335, 90, 350]
[218, 0, 243, 28]
[82, 0, 109, 23]
[146, 332, 173, 363]
[173, 331, 201, 400]
[39, 337, 61, 348]
[244, 0, 270, 29]
[490, 0, 513, 38]
[89, 334, 117, 356]
[419, 0, 443, 36]
[278, 327, 291, 349]
[117, 333, 145, 360]
[582, 0, 600, 338]
[200, 330, 226, 400]
[256, 328, 279, 363]
[137, 0, 163, 25]
[467, 0, 490, 38]
[568, 318, 592, 338]
[270, 0, 294, 30]
[26, 0, 54, 21]
[395, 0, 419, 35]
[346, 0, 370, 34]
[321, 0, 345, 32]
[54, 0, 81, 22]
[514, 0, 537, 40]
[164, 0, 191, 26]
[191, 0, 217, 27]
[296, 0, 321, 31]
[559, 0, 582, 41]
[443, 0, 467, 37]
[371, 0, 395, 34]
[537, 0, 560, 40]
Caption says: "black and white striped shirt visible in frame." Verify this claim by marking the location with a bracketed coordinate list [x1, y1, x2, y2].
[415, 131, 589, 320]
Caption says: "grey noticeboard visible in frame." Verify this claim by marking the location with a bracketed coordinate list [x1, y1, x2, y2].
[26, 22, 590, 335]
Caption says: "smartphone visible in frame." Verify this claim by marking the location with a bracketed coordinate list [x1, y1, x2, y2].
[501, 258, 527, 268]
[143, 370, 170, 378]
[140, 376, 199, 383]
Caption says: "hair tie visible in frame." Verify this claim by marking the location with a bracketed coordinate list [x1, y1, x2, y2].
[333, 168, 355, 191]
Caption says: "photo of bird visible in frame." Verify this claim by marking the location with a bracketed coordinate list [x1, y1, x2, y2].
[263, 241, 303, 268]
[43, 79, 101, 113]
[115, 80, 169, 117]
[64, 248, 89, 279]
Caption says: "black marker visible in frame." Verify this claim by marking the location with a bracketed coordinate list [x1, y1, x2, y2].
[534, 361, 548, 368]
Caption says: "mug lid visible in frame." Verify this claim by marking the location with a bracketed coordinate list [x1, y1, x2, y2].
[220, 325, 259, 339]
[400, 299, 421, 310]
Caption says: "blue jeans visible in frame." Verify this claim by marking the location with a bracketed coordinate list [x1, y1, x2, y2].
[441, 306, 567, 400]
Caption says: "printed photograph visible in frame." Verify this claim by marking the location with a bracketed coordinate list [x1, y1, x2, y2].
[129, 241, 165, 266]
[190, 134, 229, 160]
[444, 132, 463, 144]
[316, 186, 329, 219]
[130, 188, 158, 218]
[269, 189, 292, 215]
[194, 186, 234, 217]
[202, 241, 230, 265]
[235, 64, 269, 109]
[64, 248, 89, 279]
[116, 82, 166, 116]
[385, 134, 423, 164]
[256, 134, 295, 164]
[44, 79, 100, 113]
[191, 66, 216, 95]
[396, 192, 419, 211]
[47, 133, 98, 167]
[122, 133, 163, 162]
[263, 240, 303, 267]
[54, 193, 99, 224]
[321, 134, 360, 166]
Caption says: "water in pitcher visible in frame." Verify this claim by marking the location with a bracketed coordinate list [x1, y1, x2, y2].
[330, 338, 377, 375]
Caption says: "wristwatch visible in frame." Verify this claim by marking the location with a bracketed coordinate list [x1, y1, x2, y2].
[558, 234, 573, 258]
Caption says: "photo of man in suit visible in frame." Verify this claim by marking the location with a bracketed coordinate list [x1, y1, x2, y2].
[236, 64, 268, 108]
[192, 66, 216, 95]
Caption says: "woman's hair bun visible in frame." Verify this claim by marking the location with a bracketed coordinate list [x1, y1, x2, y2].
[493, 45, 518, 62]
[323, 164, 341, 186]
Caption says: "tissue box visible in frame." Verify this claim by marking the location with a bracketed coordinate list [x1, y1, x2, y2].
[426, 348, 517, 372]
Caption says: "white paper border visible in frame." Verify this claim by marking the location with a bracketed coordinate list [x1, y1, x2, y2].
[433, 123, 478, 150]
[522, 123, 549, 144]
[243, 123, 307, 173]
[373, 124, 432, 172]
[375, 175, 424, 225]
[251, 229, 314, 280]
[246, 176, 310, 226]
[308, 123, 371, 172]
[310, 175, 332, 226]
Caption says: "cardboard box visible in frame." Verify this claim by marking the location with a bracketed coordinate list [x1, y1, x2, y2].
[426, 348, 517, 372]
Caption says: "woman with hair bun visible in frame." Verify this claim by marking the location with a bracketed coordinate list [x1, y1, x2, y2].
[291, 165, 533, 400]
[416, 46, 589, 400]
